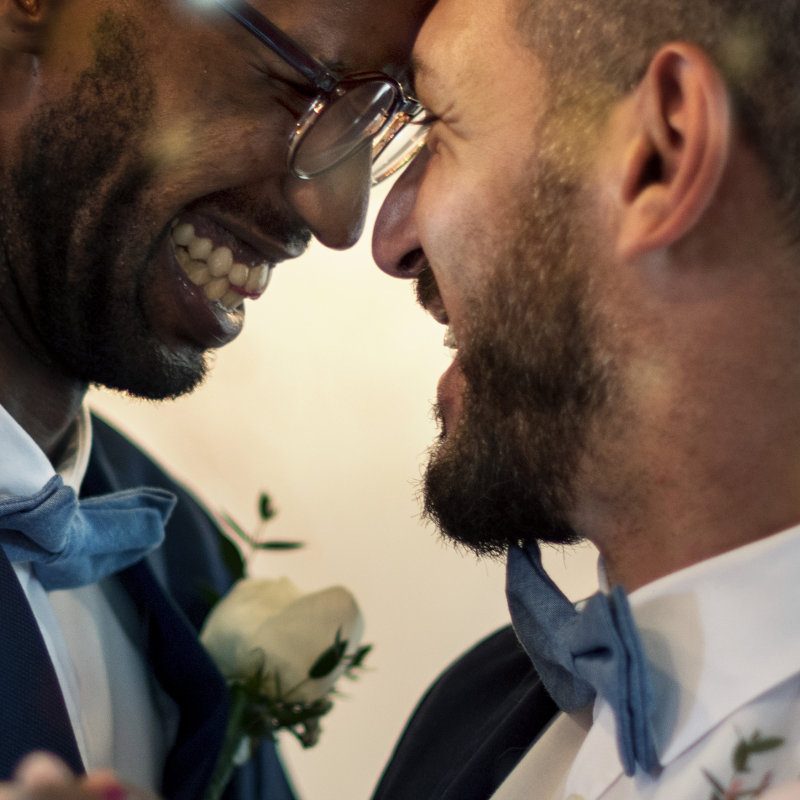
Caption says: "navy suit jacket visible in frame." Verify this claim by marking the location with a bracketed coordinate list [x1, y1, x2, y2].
[0, 414, 295, 800]
[371, 625, 558, 800]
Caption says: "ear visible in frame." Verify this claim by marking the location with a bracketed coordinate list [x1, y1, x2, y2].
[616, 42, 732, 260]
[0, 0, 49, 54]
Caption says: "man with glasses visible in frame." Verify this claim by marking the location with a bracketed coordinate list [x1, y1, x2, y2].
[0, 0, 430, 797]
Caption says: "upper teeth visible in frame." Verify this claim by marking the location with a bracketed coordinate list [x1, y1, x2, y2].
[171, 221, 272, 310]
[443, 327, 457, 349]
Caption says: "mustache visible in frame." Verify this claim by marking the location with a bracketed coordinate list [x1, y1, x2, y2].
[414, 259, 440, 312]
[197, 189, 312, 256]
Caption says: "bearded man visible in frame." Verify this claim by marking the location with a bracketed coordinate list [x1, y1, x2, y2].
[372, 0, 800, 797]
[0, 0, 430, 797]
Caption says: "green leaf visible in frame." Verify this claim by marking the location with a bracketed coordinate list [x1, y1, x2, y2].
[733, 731, 785, 773]
[221, 512, 252, 545]
[309, 630, 348, 679]
[748, 734, 785, 753]
[733, 739, 750, 773]
[348, 644, 373, 670]
[214, 524, 246, 581]
[253, 540, 305, 551]
[259, 492, 276, 521]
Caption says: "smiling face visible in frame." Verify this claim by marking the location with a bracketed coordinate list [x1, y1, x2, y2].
[0, 0, 429, 400]
[373, 0, 617, 554]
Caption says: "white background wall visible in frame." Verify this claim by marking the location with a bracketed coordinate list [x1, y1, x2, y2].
[89, 186, 598, 799]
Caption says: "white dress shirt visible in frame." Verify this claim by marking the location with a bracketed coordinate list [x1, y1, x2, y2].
[0, 403, 174, 790]
[491, 525, 800, 800]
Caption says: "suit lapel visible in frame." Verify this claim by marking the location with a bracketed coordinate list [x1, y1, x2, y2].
[83, 428, 229, 800]
[0, 550, 83, 779]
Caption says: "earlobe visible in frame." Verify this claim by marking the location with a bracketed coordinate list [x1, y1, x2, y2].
[0, 0, 47, 54]
[17, 0, 41, 14]
[616, 42, 732, 261]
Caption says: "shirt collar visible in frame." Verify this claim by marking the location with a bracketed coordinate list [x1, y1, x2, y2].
[570, 523, 800, 798]
[0, 402, 93, 498]
[630, 523, 800, 766]
[58, 405, 93, 493]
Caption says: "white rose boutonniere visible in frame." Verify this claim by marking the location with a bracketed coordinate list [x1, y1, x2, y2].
[200, 577, 370, 800]
[200, 494, 371, 800]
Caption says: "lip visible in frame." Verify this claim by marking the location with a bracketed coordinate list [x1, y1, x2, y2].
[206, 211, 307, 263]
[437, 356, 465, 437]
[144, 195, 309, 354]
[421, 264, 462, 433]
[151, 229, 245, 351]
[176, 209, 305, 266]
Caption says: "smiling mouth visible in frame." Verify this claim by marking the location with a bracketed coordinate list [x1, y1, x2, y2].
[169, 215, 275, 310]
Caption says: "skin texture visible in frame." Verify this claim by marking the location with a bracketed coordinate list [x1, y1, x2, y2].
[0, 0, 430, 458]
[373, 0, 800, 591]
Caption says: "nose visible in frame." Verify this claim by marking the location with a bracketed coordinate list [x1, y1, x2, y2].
[286, 144, 372, 250]
[372, 149, 430, 278]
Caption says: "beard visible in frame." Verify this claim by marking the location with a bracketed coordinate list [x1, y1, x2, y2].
[420, 160, 612, 558]
[0, 11, 209, 400]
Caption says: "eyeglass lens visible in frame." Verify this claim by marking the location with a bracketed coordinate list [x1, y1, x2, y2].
[371, 107, 430, 184]
[293, 81, 399, 178]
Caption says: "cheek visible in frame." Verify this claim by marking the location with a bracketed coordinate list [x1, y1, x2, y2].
[143, 28, 295, 178]
[418, 148, 509, 233]
[143, 81, 291, 203]
[416, 160, 505, 298]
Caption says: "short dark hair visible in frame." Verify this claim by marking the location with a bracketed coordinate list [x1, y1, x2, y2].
[517, 0, 800, 239]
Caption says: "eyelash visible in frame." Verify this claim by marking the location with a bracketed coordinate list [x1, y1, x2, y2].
[413, 111, 441, 127]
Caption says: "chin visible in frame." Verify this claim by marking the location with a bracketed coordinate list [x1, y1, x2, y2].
[80, 340, 211, 401]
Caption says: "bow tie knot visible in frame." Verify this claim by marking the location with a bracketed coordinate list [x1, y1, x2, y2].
[506, 542, 660, 777]
[0, 474, 175, 590]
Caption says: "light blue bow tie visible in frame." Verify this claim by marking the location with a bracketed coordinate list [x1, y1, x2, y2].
[0, 474, 176, 590]
[506, 542, 660, 777]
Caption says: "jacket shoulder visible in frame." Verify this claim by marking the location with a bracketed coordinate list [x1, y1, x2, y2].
[373, 625, 557, 800]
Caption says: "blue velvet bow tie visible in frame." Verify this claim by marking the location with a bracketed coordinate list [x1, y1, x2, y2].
[506, 542, 660, 777]
[0, 474, 176, 590]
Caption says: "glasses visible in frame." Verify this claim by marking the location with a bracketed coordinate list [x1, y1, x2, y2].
[212, 0, 430, 184]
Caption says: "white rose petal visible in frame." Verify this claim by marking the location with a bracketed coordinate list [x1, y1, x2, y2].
[201, 578, 364, 705]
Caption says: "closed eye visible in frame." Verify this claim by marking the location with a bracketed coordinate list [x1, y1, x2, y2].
[413, 110, 441, 127]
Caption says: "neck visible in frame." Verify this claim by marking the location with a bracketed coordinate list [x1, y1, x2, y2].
[574, 266, 800, 593]
[575, 362, 800, 592]
[0, 316, 87, 463]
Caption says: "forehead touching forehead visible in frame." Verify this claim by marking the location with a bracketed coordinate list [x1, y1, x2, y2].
[260, 0, 434, 76]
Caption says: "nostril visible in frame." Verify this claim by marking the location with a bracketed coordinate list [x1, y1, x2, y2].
[398, 248, 427, 276]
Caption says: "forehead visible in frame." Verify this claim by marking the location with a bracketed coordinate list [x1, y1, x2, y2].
[412, 0, 540, 102]
[255, 0, 434, 75]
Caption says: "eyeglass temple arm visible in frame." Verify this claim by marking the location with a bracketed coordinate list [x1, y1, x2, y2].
[212, 0, 338, 92]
